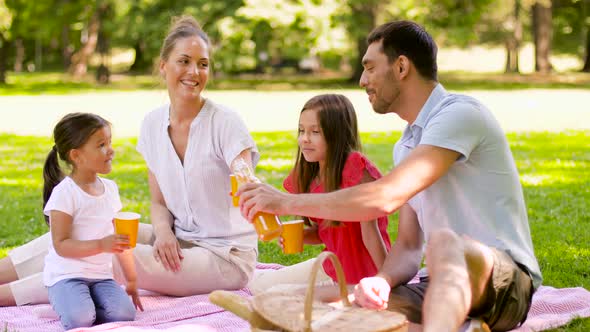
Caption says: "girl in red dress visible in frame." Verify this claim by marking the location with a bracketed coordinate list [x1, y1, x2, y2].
[248, 94, 391, 294]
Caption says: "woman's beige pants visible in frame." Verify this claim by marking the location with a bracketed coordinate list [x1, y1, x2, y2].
[247, 257, 335, 296]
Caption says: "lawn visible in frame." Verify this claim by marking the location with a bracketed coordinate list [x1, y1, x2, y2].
[0, 71, 589, 96]
[0, 131, 589, 331]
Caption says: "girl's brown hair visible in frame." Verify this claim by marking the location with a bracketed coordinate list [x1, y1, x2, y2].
[293, 94, 361, 226]
[43, 113, 110, 225]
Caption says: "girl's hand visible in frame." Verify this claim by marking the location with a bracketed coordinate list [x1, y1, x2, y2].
[152, 228, 184, 272]
[100, 234, 131, 253]
[353, 276, 390, 310]
[125, 280, 144, 311]
[278, 236, 285, 250]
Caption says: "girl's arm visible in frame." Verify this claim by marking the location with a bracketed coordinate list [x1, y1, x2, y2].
[303, 223, 323, 245]
[50, 210, 129, 258]
[115, 250, 144, 311]
[361, 220, 388, 269]
[358, 170, 388, 269]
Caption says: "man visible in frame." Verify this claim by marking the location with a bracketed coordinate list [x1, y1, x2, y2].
[238, 20, 541, 332]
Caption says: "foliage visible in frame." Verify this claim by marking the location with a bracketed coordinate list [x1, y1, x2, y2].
[0, 0, 12, 35]
[1, 0, 589, 79]
[214, 0, 335, 73]
[552, 0, 589, 55]
[113, 0, 244, 72]
[383, 0, 497, 47]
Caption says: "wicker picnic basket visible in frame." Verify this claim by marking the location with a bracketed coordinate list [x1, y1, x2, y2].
[210, 251, 408, 332]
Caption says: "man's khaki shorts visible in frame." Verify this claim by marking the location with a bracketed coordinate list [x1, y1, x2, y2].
[387, 248, 534, 331]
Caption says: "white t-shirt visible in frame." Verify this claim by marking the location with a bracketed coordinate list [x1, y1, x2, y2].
[136, 99, 259, 261]
[43, 176, 122, 286]
[394, 84, 542, 289]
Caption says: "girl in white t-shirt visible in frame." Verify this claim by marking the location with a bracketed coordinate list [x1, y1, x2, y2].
[42, 113, 143, 330]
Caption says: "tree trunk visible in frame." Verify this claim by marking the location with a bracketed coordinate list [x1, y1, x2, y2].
[69, 10, 100, 78]
[582, 0, 590, 72]
[583, 28, 590, 72]
[505, 0, 522, 73]
[129, 41, 152, 72]
[0, 33, 7, 84]
[348, 1, 378, 83]
[351, 35, 368, 82]
[62, 24, 72, 69]
[14, 38, 24, 73]
[532, 1, 553, 73]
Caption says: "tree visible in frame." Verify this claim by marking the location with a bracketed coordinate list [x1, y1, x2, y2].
[117, 0, 244, 73]
[332, 0, 381, 82]
[214, 0, 329, 74]
[68, 2, 101, 77]
[505, 0, 523, 73]
[532, 0, 553, 73]
[552, 0, 590, 72]
[0, 0, 13, 84]
[583, 0, 590, 71]
[584, 23, 590, 71]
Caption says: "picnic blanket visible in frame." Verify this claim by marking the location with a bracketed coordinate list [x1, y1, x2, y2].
[1, 264, 589, 332]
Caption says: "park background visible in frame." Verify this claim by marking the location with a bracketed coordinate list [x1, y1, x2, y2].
[0, 0, 589, 331]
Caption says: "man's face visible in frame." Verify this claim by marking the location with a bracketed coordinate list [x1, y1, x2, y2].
[359, 40, 401, 115]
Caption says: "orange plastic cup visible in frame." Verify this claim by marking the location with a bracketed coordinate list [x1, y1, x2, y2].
[114, 212, 140, 248]
[280, 219, 304, 254]
[253, 212, 283, 242]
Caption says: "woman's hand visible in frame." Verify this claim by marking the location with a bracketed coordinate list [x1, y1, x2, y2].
[152, 227, 184, 272]
[125, 280, 144, 311]
[99, 234, 130, 253]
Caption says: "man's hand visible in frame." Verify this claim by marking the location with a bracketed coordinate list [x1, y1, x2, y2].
[237, 182, 291, 221]
[353, 276, 391, 310]
[152, 227, 184, 272]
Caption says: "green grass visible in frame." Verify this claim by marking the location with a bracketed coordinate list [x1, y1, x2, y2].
[0, 131, 589, 330]
[1, 71, 589, 95]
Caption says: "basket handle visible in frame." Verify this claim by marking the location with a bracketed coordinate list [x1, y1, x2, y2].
[304, 251, 351, 331]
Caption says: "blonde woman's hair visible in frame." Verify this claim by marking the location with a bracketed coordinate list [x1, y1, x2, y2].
[159, 15, 210, 62]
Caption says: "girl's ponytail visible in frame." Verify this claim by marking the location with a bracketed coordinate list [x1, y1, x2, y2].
[42, 113, 110, 225]
[42, 145, 64, 225]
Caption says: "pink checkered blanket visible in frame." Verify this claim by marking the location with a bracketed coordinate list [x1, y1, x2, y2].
[0, 264, 588, 332]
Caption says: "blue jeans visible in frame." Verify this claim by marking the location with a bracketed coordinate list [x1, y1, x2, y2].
[48, 278, 136, 330]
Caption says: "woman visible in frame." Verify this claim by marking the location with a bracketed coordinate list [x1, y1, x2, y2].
[0, 15, 258, 306]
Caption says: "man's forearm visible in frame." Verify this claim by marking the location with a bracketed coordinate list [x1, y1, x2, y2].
[285, 178, 403, 222]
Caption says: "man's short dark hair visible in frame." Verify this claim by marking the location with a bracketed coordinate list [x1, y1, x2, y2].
[367, 21, 438, 81]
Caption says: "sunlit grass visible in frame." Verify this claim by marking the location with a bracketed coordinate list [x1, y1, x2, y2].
[0, 131, 589, 330]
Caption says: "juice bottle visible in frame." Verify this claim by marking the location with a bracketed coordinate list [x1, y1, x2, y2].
[231, 159, 282, 241]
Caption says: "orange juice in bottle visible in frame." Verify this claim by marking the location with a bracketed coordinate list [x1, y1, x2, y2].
[231, 158, 282, 241]
[230, 174, 240, 207]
